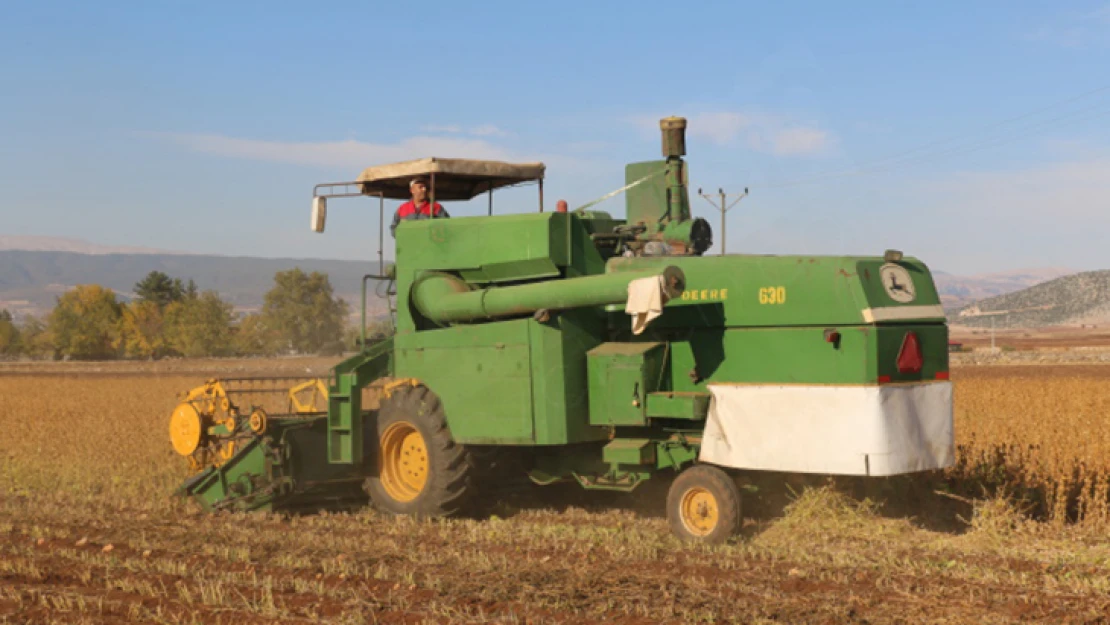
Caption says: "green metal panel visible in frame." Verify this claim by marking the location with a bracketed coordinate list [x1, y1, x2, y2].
[659, 323, 947, 389]
[603, 439, 655, 465]
[656, 437, 700, 471]
[394, 212, 609, 333]
[528, 311, 609, 445]
[395, 320, 534, 444]
[646, 392, 710, 420]
[854, 259, 944, 312]
[875, 323, 949, 382]
[396, 213, 559, 282]
[625, 161, 668, 227]
[665, 326, 874, 389]
[605, 254, 943, 328]
[587, 342, 666, 426]
[180, 418, 367, 512]
[395, 212, 608, 283]
[327, 373, 361, 464]
[180, 437, 276, 512]
[327, 338, 393, 464]
[459, 258, 557, 284]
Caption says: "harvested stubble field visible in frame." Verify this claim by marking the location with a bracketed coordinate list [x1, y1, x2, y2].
[4, 361, 1110, 624]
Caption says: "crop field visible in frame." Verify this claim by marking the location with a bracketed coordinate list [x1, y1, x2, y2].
[4, 361, 1110, 624]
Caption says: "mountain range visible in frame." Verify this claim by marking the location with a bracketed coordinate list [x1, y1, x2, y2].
[0, 236, 1094, 326]
[951, 270, 1110, 329]
[0, 237, 386, 319]
[932, 267, 1076, 310]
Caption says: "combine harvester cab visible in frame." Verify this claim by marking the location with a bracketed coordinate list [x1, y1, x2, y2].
[169, 117, 953, 544]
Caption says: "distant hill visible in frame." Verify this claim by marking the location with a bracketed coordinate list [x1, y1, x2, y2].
[0, 235, 185, 256]
[933, 267, 1075, 310]
[0, 236, 1081, 326]
[0, 250, 389, 319]
[952, 270, 1110, 328]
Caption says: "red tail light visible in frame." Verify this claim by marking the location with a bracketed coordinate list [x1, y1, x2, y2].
[935, 371, 950, 380]
[897, 332, 923, 374]
[877, 375, 892, 384]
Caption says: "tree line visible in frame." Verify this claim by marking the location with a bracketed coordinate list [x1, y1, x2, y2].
[0, 269, 380, 360]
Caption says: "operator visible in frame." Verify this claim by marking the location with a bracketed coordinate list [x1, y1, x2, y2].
[390, 176, 449, 237]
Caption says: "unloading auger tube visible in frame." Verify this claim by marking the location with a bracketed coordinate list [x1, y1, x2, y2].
[410, 266, 686, 324]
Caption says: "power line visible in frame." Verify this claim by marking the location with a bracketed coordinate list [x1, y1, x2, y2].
[767, 102, 1110, 189]
[760, 83, 1110, 189]
[698, 187, 748, 254]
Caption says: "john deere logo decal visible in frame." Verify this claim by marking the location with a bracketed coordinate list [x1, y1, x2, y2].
[880, 263, 916, 303]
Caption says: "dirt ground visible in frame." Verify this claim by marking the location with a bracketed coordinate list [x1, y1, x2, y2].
[4, 358, 1110, 624]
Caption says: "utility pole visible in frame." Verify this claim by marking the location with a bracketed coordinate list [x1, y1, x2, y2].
[698, 187, 748, 255]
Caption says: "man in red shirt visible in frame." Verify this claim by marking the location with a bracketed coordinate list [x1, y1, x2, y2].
[390, 177, 449, 237]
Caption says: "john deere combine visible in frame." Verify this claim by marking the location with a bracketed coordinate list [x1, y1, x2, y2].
[169, 117, 953, 543]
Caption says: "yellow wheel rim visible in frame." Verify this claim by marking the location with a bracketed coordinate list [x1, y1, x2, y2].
[249, 409, 268, 434]
[169, 403, 203, 456]
[379, 422, 429, 503]
[679, 486, 719, 537]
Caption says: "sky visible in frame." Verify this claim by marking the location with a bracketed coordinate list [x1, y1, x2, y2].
[2, 1, 1110, 275]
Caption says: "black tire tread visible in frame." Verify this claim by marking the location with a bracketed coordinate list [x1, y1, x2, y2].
[666, 464, 742, 544]
[364, 385, 474, 518]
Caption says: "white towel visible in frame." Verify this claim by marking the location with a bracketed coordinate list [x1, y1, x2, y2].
[626, 275, 668, 335]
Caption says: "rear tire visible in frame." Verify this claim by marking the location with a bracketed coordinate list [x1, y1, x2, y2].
[666, 464, 742, 544]
[364, 385, 473, 518]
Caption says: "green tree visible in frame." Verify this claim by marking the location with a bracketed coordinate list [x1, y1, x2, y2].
[17, 315, 52, 359]
[0, 310, 19, 358]
[164, 291, 234, 357]
[261, 269, 348, 354]
[49, 285, 123, 360]
[133, 271, 187, 308]
[344, 318, 394, 351]
[233, 312, 282, 356]
[119, 299, 172, 359]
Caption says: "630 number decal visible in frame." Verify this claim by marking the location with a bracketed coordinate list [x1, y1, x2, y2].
[758, 287, 787, 305]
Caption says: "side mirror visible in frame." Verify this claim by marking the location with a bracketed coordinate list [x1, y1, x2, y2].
[311, 197, 327, 233]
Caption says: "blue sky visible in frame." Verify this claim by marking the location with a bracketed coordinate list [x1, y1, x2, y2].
[2, 1, 1110, 274]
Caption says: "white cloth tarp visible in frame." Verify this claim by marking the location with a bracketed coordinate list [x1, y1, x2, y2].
[626, 275, 668, 335]
[355, 157, 546, 200]
[699, 382, 954, 476]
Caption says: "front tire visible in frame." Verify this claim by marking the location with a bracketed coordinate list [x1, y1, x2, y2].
[364, 385, 473, 518]
[666, 464, 742, 544]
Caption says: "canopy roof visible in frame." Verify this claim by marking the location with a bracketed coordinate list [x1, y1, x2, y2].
[356, 157, 545, 201]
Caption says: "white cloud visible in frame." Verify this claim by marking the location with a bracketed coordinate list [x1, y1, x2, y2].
[894, 158, 1110, 272]
[418, 123, 509, 137]
[686, 112, 753, 145]
[420, 124, 463, 134]
[629, 111, 833, 157]
[469, 124, 509, 137]
[768, 127, 831, 156]
[933, 158, 1110, 222]
[143, 132, 517, 169]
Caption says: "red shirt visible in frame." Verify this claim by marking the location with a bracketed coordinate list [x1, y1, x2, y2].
[390, 200, 450, 237]
[396, 201, 447, 219]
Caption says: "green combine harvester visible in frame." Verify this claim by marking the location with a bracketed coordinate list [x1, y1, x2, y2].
[169, 117, 953, 543]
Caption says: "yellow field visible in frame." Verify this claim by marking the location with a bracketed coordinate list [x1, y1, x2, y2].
[952, 365, 1110, 524]
[3, 361, 1110, 623]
